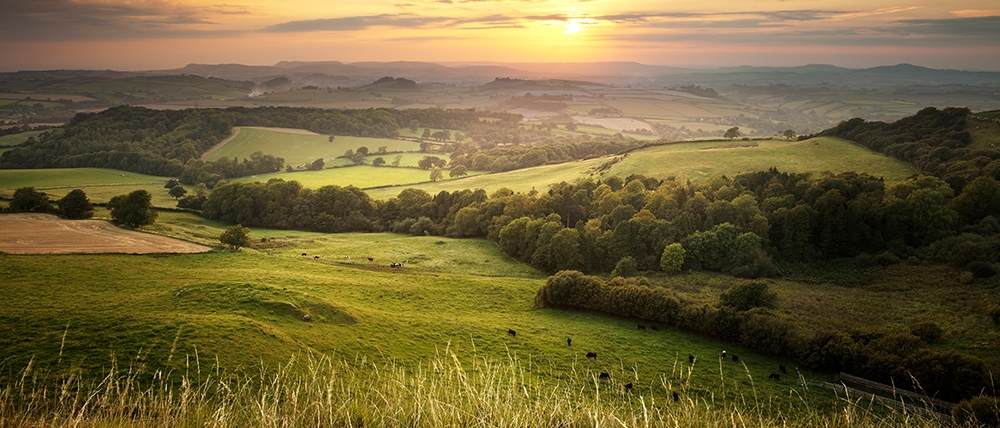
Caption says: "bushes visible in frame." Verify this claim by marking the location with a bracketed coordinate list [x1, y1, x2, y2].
[954, 396, 1000, 427]
[909, 322, 943, 344]
[718, 280, 777, 311]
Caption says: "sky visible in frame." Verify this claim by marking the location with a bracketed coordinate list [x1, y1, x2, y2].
[1, 0, 999, 72]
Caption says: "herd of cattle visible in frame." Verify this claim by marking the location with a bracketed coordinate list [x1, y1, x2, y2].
[507, 325, 789, 396]
[300, 253, 407, 268]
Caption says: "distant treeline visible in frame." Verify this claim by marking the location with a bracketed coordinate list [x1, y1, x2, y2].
[0, 106, 643, 186]
[536, 271, 993, 403]
[821, 107, 1000, 191]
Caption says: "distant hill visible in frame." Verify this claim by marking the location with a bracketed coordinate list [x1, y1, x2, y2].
[360, 77, 418, 90]
[655, 63, 1000, 87]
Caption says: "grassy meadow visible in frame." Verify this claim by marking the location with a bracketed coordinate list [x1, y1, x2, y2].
[228, 165, 469, 189]
[2, 208, 982, 425]
[604, 137, 915, 184]
[206, 127, 420, 167]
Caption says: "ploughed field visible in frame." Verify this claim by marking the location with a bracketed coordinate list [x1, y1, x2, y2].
[0, 213, 210, 254]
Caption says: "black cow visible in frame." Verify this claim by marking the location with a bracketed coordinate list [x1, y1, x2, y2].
[301, 253, 307, 256]
[637, 324, 646, 330]
[599, 372, 610, 380]
[624, 383, 633, 393]
[672, 391, 679, 402]
[688, 354, 695, 364]
[507, 329, 516, 337]
[567, 337, 572, 347]
[768, 373, 780, 381]
[586, 352, 597, 360]
[367, 257, 374, 261]
[721, 350, 727, 360]
[732, 355, 739, 362]
[779, 364, 787, 374]
[314, 256, 320, 259]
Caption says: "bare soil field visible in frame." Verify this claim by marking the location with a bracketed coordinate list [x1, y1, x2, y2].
[0, 214, 211, 254]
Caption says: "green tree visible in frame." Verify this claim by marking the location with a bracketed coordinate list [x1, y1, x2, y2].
[168, 185, 188, 200]
[409, 120, 420, 133]
[660, 242, 685, 274]
[9, 187, 54, 213]
[164, 178, 179, 189]
[724, 127, 741, 139]
[311, 158, 325, 170]
[782, 129, 796, 140]
[372, 157, 386, 166]
[421, 128, 431, 139]
[357, 146, 370, 156]
[377, 145, 388, 154]
[391, 155, 403, 167]
[57, 189, 94, 219]
[566, 122, 578, 131]
[220, 224, 251, 249]
[430, 167, 443, 182]
[450, 165, 468, 177]
[108, 190, 157, 228]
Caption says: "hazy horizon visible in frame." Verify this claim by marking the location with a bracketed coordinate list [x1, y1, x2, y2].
[1, 0, 999, 73]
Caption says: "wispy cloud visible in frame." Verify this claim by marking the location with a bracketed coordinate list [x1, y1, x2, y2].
[261, 14, 448, 32]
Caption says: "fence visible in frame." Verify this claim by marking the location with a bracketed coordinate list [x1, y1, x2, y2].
[837, 372, 955, 410]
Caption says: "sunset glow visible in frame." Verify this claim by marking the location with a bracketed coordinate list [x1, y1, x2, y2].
[0, 0, 998, 70]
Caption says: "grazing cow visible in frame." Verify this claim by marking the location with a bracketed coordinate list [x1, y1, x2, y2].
[779, 364, 787, 374]
[345, 256, 350, 260]
[586, 352, 597, 360]
[672, 391, 680, 402]
[688, 354, 695, 364]
[721, 350, 727, 360]
[637, 324, 646, 330]
[508, 329, 516, 337]
[768, 373, 780, 381]
[624, 383, 633, 393]
[732, 355, 739, 362]
[599, 372, 610, 380]
[301, 253, 307, 256]
[567, 337, 572, 347]
[367, 257, 374, 261]
[314, 256, 320, 259]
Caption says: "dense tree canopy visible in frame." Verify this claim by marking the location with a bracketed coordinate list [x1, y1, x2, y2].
[108, 190, 157, 228]
[57, 189, 94, 219]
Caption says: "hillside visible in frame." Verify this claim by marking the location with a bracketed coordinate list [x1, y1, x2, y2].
[206, 126, 420, 168]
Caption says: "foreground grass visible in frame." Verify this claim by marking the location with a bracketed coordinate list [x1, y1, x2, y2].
[0, 351, 947, 428]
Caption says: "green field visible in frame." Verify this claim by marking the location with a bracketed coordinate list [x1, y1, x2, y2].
[0, 129, 58, 146]
[206, 127, 421, 167]
[603, 137, 915, 183]
[0, 167, 165, 189]
[229, 165, 463, 189]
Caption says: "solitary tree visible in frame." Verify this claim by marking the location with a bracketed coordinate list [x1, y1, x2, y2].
[57, 189, 94, 219]
[372, 157, 386, 166]
[168, 185, 188, 200]
[311, 158, 325, 170]
[328, 135, 335, 142]
[391, 155, 403, 167]
[108, 190, 157, 228]
[377, 145, 388, 154]
[164, 178, 179, 189]
[611, 256, 639, 278]
[357, 146, 370, 156]
[421, 128, 431, 139]
[782, 129, 797, 140]
[724, 127, 741, 139]
[450, 165, 468, 178]
[430, 167, 444, 182]
[219, 224, 251, 250]
[409, 120, 420, 133]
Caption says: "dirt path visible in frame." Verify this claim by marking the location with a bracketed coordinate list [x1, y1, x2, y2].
[0, 213, 211, 254]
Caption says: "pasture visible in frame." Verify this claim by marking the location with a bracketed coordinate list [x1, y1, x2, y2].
[0, 211, 836, 421]
[229, 165, 456, 189]
[0, 167, 164, 189]
[206, 127, 420, 167]
[603, 137, 915, 183]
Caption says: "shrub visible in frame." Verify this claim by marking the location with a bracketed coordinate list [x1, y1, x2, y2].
[968, 261, 997, 278]
[611, 256, 639, 278]
[954, 396, 1000, 427]
[719, 280, 777, 311]
[874, 251, 901, 266]
[909, 322, 943, 344]
[988, 305, 1000, 325]
[220, 224, 251, 249]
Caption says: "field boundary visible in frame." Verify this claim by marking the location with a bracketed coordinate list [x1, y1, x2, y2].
[200, 127, 241, 161]
[819, 381, 953, 422]
[837, 372, 955, 409]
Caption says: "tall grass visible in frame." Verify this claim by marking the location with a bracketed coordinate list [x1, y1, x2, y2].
[0, 348, 948, 427]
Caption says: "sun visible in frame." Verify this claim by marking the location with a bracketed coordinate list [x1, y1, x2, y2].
[564, 19, 582, 34]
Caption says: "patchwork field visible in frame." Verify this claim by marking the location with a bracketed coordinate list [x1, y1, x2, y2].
[206, 127, 420, 167]
[0, 213, 211, 254]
